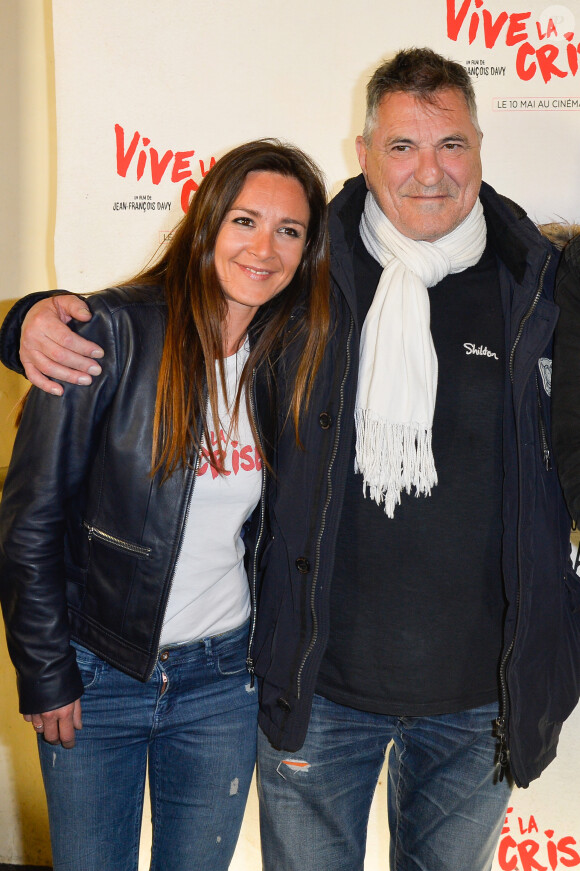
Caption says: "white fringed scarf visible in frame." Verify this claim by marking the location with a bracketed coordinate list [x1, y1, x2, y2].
[355, 191, 487, 517]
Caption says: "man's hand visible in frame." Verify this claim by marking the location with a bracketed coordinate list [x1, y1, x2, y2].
[20, 295, 104, 395]
[24, 698, 82, 749]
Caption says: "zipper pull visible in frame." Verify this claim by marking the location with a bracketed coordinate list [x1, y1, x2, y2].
[536, 372, 552, 472]
[493, 716, 510, 781]
[246, 656, 255, 689]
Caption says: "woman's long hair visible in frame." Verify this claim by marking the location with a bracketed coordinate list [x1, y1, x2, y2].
[125, 139, 330, 480]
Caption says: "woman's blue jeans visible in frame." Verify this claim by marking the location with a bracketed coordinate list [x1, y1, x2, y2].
[37, 622, 258, 871]
[257, 694, 512, 871]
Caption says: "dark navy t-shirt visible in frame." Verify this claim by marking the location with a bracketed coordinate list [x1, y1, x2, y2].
[316, 234, 506, 716]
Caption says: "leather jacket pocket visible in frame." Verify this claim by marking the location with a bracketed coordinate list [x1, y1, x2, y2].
[83, 522, 151, 558]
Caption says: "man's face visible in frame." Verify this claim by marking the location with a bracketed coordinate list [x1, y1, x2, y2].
[356, 88, 482, 242]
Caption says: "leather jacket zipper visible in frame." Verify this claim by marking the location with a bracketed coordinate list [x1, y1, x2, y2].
[143, 393, 207, 680]
[496, 251, 551, 779]
[296, 314, 354, 699]
[144, 457, 199, 679]
[246, 367, 266, 688]
[83, 522, 151, 558]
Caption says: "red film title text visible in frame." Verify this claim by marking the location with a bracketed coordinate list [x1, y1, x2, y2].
[447, 0, 580, 82]
[115, 124, 216, 213]
[498, 807, 580, 871]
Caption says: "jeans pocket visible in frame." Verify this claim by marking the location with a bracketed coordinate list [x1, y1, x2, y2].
[216, 635, 249, 676]
[73, 644, 105, 691]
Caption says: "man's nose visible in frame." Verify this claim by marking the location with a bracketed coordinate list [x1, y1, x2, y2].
[414, 147, 445, 187]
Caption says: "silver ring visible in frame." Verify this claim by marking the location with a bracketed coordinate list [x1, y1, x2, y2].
[34, 724, 43, 730]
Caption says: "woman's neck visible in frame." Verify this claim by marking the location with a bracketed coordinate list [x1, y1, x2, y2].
[222, 303, 258, 356]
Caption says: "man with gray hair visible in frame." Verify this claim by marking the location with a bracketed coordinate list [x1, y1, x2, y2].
[1, 47, 576, 871]
[255, 48, 573, 870]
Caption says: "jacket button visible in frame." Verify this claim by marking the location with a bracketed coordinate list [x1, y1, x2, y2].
[277, 697, 292, 712]
[160, 650, 169, 662]
[295, 557, 310, 574]
[319, 411, 333, 429]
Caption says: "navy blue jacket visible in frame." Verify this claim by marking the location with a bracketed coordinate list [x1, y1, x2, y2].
[552, 234, 580, 523]
[251, 176, 579, 788]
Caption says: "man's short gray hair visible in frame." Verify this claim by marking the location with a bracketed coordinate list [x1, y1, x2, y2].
[362, 47, 482, 143]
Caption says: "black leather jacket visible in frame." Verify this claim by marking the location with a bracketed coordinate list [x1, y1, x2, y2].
[0, 285, 265, 715]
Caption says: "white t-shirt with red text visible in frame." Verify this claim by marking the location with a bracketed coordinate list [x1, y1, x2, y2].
[160, 342, 262, 645]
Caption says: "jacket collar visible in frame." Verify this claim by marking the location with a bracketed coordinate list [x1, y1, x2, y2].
[328, 175, 368, 320]
[478, 180, 553, 286]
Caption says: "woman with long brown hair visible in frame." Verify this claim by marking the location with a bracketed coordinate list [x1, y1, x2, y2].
[0, 139, 329, 871]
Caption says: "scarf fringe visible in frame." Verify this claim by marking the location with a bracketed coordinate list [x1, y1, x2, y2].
[354, 409, 438, 518]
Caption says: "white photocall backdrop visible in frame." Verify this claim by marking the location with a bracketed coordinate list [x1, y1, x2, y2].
[52, 2, 580, 869]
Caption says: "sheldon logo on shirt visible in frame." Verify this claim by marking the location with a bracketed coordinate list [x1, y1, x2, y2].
[463, 342, 499, 360]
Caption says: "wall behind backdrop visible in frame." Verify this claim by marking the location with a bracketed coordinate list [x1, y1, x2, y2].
[0, 0, 579, 867]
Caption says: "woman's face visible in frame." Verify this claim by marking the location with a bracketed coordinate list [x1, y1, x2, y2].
[214, 171, 310, 338]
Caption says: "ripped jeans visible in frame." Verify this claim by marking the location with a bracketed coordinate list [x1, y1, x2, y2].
[257, 694, 511, 871]
[38, 621, 258, 871]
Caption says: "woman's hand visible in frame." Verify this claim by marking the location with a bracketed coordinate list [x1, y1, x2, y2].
[20, 295, 104, 395]
[24, 699, 83, 748]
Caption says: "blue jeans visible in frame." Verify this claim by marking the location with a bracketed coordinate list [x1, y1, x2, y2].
[38, 621, 258, 871]
[257, 694, 512, 871]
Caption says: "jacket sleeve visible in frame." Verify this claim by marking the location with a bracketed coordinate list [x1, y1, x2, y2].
[0, 295, 121, 714]
[552, 235, 580, 523]
[0, 290, 74, 375]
